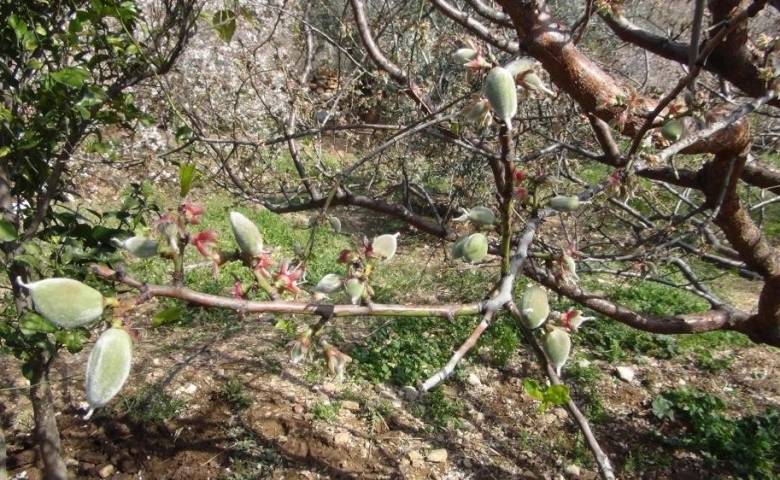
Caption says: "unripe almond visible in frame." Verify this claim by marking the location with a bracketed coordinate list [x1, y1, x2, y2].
[344, 278, 365, 305]
[543, 327, 571, 376]
[484, 67, 517, 127]
[467, 206, 495, 226]
[549, 196, 580, 212]
[504, 57, 536, 79]
[111, 236, 159, 258]
[84, 327, 133, 419]
[451, 235, 470, 260]
[371, 232, 399, 261]
[462, 233, 488, 263]
[230, 211, 263, 258]
[19, 278, 106, 329]
[452, 48, 477, 63]
[314, 273, 343, 294]
[328, 216, 342, 234]
[661, 119, 684, 141]
[519, 286, 549, 329]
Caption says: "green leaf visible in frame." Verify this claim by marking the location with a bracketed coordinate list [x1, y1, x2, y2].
[544, 385, 570, 406]
[19, 312, 58, 334]
[212, 10, 237, 43]
[178, 163, 198, 198]
[174, 125, 192, 142]
[87, 141, 110, 154]
[55, 330, 84, 354]
[0, 219, 17, 241]
[51, 67, 92, 87]
[21, 361, 34, 381]
[13, 254, 41, 269]
[152, 306, 183, 327]
[23, 241, 42, 255]
[523, 378, 545, 401]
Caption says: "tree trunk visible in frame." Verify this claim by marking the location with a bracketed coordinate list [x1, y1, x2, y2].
[29, 354, 68, 480]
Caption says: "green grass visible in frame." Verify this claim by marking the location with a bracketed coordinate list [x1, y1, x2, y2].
[114, 384, 188, 424]
[309, 400, 341, 422]
[217, 376, 253, 411]
[651, 388, 780, 478]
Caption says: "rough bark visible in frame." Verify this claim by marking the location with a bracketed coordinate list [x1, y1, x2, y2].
[30, 354, 68, 480]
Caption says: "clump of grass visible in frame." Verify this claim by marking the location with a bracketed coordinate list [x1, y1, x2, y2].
[217, 376, 253, 411]
[115, 384, 188, 424]
[651, 388, 780, 478]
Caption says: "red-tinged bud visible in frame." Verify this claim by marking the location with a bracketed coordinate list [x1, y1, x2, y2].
[337, 249, 359, 264]
[514, 170, 527, 182]
[322, 341, 352, 382]
[287, 329, 313, 364]
[191, 230, 218, 259]
[275, 261, 303, 294]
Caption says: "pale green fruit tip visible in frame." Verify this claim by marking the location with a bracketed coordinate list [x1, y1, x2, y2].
[19, 277, 105, 329]
[229, 211, 264, 258]
[484, 67, 517, 128]
[84, 327, 133, 419]
[519, 286, 550, 329]
[661, 119, 684, 142]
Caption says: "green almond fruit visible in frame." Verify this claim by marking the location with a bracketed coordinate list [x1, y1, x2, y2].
[504, 57, 536, 79]
[661, 119, 684, 142]
[328, 216, 342, 234]
[344, 278, 365, 305]
[462, 233, 488, 263]
[371, 233, 399, 261]
[543, 327, 572, 376]
[451, 235, 470, 260]
[549, 196, 580, 212]
[484, 67, 517, 127]
[111, 236, 159, 258]
[20, 278, 105, 329]
[465, 99, 490, 125]
[230, 211, 263, 258]
[519, 286, 549, 329]
[314, 273, 343, 294]
[452, 48, 477, 63]
[84, 327, 133, 419]
[467, 206, 496, 226]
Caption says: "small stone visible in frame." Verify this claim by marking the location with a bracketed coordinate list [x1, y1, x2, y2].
[565, 464, 581, 476]
[333, 431, 351, 446]
[678, 378, 687, 385]
[615, 366, 635, 383]
[408, 450, 424, 468]
[427, 448, 448, 463]
[321, 382, 337, 394]
[341, 400, 360, 411]
[463, 458, 473, 468]
[402, 385, 419, 401]
[553, 408, 568, 420]
[466, 373, 481, 387]
[98, 464, 114, 478]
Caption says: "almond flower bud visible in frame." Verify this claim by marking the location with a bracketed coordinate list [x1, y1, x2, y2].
[462, 96, 492, 129]
[230, 211, 264, 259]
[543, 327, 571, 377]
[274, 260, 303, 294]
[484, 67, 518, 129]
[519, 285, 550, 329]
[110, 236, 159, 258]
[19, 278, 111, 329]
[84, 327, 133, 419]
[560, 308, 595, 332]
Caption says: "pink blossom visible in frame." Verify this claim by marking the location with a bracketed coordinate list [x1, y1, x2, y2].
[191, 230, 218, 258]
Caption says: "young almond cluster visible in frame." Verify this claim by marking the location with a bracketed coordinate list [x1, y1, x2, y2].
[18, 277, 130, 419]
[452, 40, 555, 131]
[518, 284, 595, 376]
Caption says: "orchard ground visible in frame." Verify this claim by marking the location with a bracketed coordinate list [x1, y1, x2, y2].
[2, 158, 780, 480]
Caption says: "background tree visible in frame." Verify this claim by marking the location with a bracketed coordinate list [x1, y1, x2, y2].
[0, 1, 198, 478]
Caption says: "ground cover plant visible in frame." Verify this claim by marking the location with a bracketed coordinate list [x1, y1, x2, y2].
[2, 0, 780, 478]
